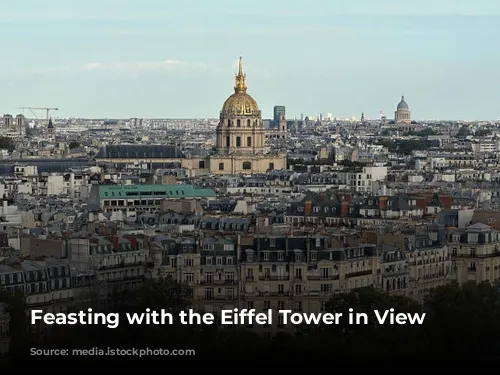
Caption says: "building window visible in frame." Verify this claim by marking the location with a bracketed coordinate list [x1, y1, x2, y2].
[243, 161, 251, 170]
[237, 119, 241, 127]
[247, 119, 251, 127]
[226, 136, 230, 147]
[269, 162, 274, 170]
[219, 163, 224, 171]
[227, 119, 231, 127]
[236, 137, 241, 147]
[247, 136, 251, 147]
[198, 160, 205, 168]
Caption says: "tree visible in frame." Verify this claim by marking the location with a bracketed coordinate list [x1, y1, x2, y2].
[0, 290, 33, 358]
[423, 281, 500, 356]
[298, 288, 427, 358]
[0, 137, 15, 152]
[68, 141, 81, 149]
[457, 126, 471, 137]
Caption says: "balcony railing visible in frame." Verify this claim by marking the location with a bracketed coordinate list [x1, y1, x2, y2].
[258, 276, 289, 281]
[199, 280, 237, 285]
[307, 275, 340, 280]
[97, 261, 146, 270]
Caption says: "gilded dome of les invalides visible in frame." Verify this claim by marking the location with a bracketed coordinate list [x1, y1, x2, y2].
[221, 57, 260, 117]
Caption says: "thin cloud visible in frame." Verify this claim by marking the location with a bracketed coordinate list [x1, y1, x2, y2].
[98, 29, 145, 36]
[21, 60, 206, 77]
[79, 59, 207, 72]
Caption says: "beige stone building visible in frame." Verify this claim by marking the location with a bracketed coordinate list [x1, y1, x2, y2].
[394, 95, 415, 132]
[149, 228, 458, 335]
[209, 57, 286, 175]
[153, 235, 381, 335]
[449, 223, 500, 284]
[95, 58, 287, 176]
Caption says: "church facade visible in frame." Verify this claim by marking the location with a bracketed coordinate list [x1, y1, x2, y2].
[394, 95, 415, 132]
[208, 57, 286, 175]
[95, 57, 287, 176]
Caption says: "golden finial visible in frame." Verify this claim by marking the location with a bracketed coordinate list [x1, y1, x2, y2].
[234, 56, 247, 93]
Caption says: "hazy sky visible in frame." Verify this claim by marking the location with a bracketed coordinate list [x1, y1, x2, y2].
[1, 0, 499, 120]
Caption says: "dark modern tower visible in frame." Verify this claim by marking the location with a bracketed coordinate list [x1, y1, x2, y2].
[273, 106, 285, 127]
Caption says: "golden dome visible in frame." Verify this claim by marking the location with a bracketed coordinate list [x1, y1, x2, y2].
[221, 57, 260, 117]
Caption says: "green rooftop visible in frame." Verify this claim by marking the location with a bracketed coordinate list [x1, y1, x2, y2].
[99, 184, 216, 199]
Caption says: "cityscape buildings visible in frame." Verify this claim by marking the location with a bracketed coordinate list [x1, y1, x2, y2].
[0, 55, 499, 353]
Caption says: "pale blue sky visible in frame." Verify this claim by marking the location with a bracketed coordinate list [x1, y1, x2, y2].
[1, 0, 499, 120]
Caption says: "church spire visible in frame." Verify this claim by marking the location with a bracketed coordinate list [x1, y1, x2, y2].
[234, 56, 247, 94]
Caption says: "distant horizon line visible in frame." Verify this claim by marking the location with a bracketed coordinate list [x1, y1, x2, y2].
[23, 116, 500, 123]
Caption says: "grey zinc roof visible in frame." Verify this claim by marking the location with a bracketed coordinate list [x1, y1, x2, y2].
[95, 145, 186, 159]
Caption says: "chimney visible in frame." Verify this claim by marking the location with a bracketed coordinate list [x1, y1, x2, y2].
[378, 196, 387, 210]
[439, 194, 452, 209]
[304, 200, 312, 216]
[341, 201, 349, 217]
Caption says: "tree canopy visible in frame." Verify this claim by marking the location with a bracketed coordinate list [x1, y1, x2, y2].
[0, 137, 15, 152]
[5, 279, 500, 368]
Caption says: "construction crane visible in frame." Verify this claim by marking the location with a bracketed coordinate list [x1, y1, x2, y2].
[19, 107, 58, 120]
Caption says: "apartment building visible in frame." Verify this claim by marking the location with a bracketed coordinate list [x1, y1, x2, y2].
[152, 234, 381, 334]
[448, 223, 500, 284]
[68, 235, 148, 298]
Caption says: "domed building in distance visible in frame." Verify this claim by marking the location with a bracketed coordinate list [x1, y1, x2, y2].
[208, 57, 286, 174]
[394, 94, 415, 132]
[94, 57, 287, 176]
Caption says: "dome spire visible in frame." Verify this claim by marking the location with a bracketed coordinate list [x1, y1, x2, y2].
[234, 56, 247, 94]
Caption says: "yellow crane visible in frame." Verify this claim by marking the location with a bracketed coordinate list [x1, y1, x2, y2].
[19, 107, 58, 120]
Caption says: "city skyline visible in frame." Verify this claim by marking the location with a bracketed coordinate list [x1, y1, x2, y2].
[1, 0, 500, 120]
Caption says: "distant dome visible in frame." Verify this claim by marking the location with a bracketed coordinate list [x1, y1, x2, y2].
[397, 95, 409, 110]
[220, 57, 260, 117]
[221, 92, 259, 117]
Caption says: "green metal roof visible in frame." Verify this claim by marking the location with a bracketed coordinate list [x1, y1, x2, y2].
[99, 184, 215, 199]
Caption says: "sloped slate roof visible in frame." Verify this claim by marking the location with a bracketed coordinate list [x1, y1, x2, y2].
[95, 145, 185, 159]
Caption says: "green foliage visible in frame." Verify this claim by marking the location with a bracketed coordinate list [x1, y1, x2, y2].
[0, 137, 15, 152]
[424, 281, 500, 354]
[404, 128, 439, 137]
[8, 278, 500, 365]
[377, 139, 433, 155]
[475, 128, 493, 137]
[457, 126, 471, 137]
[298, 288, 427, 357]
[68, 141, 81, 149]
[338, 160, 367, 168]
[0, 290, 33, 355]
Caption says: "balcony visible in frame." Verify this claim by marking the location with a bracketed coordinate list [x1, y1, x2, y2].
[382, 269, 408, 277]
[308, 275, 340, 280]
[245, 291, 291, 297]
[346, 270, 372, 278]
[199, 279, 237, 285]
[97, 261, 146, 270]
[200, 295, 236, 301]
[258, 276, 289, 281]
